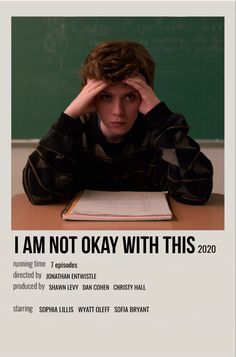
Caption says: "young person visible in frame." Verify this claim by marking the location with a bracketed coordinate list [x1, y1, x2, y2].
[23, 40, 213, 205]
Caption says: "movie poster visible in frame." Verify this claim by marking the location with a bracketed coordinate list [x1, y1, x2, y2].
[1, 1, 235, 356]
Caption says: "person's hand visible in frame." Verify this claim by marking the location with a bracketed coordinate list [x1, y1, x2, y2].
[64, 79, 107, 118]
[123, 76, 161, 115]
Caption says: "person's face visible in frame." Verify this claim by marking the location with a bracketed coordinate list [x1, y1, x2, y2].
[94, 82, 141, 143]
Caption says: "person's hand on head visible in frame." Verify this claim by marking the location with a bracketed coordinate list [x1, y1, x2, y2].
[123, 76, 161, 115]
[64, 79, 107, 119]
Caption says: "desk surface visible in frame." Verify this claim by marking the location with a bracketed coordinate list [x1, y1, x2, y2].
[12, 193, 224, 230]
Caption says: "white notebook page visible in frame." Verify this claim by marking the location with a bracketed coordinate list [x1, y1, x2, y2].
[72, 190, 171, 216]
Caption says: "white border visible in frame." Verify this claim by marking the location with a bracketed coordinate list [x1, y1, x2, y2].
[0, 2, 235, 357]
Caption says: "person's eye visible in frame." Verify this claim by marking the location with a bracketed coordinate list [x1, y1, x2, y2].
[100, 94, 112, 102]
[125, 94, 137, 101]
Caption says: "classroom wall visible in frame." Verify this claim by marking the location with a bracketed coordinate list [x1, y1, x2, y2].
[11, 142, 224, 196]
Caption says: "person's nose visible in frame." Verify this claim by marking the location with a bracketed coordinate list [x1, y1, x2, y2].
[112, 98, 125, 117]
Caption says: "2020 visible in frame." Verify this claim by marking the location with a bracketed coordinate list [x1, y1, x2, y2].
[198, 244, 216, 253]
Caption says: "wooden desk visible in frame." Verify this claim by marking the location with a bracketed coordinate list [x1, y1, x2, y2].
[12, 193, 224, 230]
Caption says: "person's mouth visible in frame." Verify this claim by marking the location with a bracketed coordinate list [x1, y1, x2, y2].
[110, 121, 126, 128]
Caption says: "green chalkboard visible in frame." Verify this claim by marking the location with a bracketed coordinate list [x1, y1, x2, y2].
[12, 17, 224, 140]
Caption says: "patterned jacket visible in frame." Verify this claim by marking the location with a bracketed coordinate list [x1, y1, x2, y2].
[23, 102, 213, 205]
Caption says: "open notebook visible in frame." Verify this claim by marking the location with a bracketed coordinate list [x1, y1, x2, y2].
[62, 190, 172, 221]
